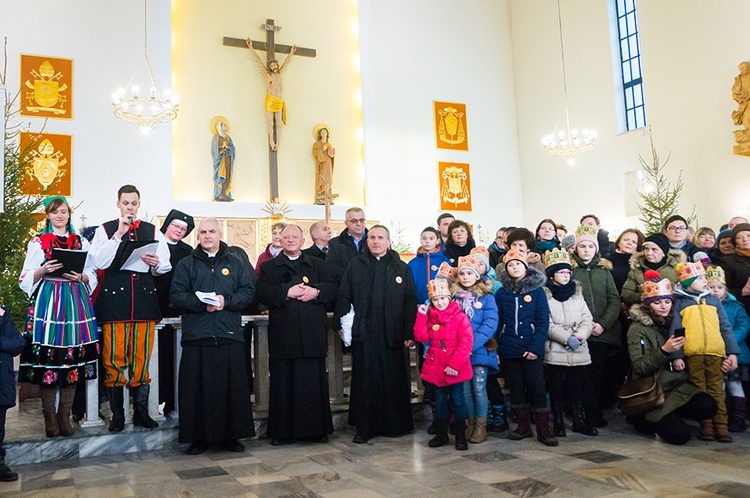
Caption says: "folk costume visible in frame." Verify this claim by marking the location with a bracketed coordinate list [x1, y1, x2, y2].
[18, 200, 100, 437]
[89, 215, 171, 431]
[256, 252, 338, 444]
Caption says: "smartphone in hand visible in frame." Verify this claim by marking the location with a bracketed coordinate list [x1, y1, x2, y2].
[673, 327, 686, 338]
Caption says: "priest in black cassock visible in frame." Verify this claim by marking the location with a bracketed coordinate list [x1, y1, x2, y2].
[170, 218, 255, 454]
[256, 224, 337, 445]
[155, 209, 194, 417]
[334, 225, 418, 444]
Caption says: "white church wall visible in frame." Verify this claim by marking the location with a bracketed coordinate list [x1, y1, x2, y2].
[1, 0, 173, 227]
[358, 0, 524, 247]
[510, 0, 750, 236]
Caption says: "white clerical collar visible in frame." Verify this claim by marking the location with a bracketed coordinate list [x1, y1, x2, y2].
[286, 253, 301, 261]
[166, 239, 178, 246]
[204, 249, 219, 258]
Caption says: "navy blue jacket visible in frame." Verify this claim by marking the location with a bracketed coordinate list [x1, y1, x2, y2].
[408, 248, 451, 304]
[494, 267, 549, 359]
[0, 308, 26, 407]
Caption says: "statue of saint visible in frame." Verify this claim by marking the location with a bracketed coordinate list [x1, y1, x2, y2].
[211, 116, 235, 202]
[312, 124, 335, 205]
[245, 38, 296, 151]
[732, 61, 750, 143]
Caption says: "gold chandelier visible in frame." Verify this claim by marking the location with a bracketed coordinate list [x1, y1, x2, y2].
[112, 0, 179, 133]
[541, 0, 597, 165]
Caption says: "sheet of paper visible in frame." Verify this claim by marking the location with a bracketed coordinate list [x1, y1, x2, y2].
[120, 242, 159, 273]
[195, 291, 222, 306]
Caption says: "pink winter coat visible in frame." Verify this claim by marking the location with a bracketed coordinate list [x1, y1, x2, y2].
[413, 301, 474, 387]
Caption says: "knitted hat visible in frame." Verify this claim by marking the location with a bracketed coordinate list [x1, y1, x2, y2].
[716, 229, 733, 245]
[641, 270, 673, 304]
[730, 223, 750, 246]
[469, 246, 491, 273]
[436, 262, 457, 282]
[161, 209, 195, 236]
[427, 279, 451, 300]
[706, 265, 726, 285]
[676, 261, 706, 288]
[643, 232, 670, 256]
[457, 255, 483, 278]
[542, 247, 572, 277]
[574, 225, 599, 251]
[503, 247, 528, 267]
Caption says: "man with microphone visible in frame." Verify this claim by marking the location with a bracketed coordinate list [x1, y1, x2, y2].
[89, 184, 171, 432]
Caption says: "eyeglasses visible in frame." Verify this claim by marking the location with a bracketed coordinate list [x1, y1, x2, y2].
[347, 218, 366, 224]
[666, 226, 687, 232]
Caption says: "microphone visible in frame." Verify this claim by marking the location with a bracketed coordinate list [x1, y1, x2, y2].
[127, 215, 134, 225]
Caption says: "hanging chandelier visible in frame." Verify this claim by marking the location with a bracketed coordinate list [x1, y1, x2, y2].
[541, 0, 597, 165]
[111, 0, 179, 133]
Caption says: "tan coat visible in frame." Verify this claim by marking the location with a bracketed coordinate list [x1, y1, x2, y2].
[543, 283, 593, 367]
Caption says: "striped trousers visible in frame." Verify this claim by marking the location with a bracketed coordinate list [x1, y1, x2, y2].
[101, 321, 155, 388]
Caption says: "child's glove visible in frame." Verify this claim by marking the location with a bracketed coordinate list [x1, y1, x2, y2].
[417, 304, 429, 315]
[566, 336, 582, 350]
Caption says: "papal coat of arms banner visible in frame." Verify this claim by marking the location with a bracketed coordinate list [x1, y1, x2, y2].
[20, 132, 72, 195]
[20, 54, 73, 119]
[438, 162, 472, 211]
[434, 101, 468, 151]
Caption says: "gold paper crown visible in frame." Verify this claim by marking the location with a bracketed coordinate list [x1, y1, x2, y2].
[470, 246, 490, 258]
[706, 265, 726, 285]
[542, 247, 571, 269]
[641, 278, 673, 301]
[676, 261, 706, 283]
[503, 247, 528, 265]
[436, 262, 457, 282]
[427, 279, 451, 300]
[457, 255, 482, 275]
[575, 224, 597, 238]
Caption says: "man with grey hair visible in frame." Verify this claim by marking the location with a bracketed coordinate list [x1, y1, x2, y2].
[303, 221, 332, 260]
[328, 207, 368, 280]
[170, 218, 256, 454]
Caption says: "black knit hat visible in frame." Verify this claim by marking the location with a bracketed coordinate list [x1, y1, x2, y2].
[643, 232, 670, 256]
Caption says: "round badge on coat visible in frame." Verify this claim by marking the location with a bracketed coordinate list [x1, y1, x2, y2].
[396, 276, 403, 284]
[474, 301, 483, 309]
[302, 276, 309, 284]
[431, 265, 438, 271]
[221, 268, 230, 276]
[432, 324, 440, 331]
[524, 295, 532, 302]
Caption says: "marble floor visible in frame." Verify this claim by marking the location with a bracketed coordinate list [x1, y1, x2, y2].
[2, 408, 750, 497]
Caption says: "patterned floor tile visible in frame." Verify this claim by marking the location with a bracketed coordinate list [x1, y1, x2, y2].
[569, 450, 629, 463]
[697, 481, 750, 498]
[174, 465, 229, 480]
[491, 477, 559, 497]
[462, 450, 518, 463]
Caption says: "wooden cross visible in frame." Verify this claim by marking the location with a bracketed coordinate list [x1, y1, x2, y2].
[314, 192, 339, 224]
[223, 19, 317, 202]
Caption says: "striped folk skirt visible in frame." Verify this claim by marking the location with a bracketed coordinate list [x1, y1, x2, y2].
[19, 278, 99, 387]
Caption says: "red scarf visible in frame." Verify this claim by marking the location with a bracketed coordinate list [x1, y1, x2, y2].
[38, 232, 81, 260]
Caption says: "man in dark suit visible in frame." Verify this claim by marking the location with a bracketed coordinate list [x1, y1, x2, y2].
[303, 221, 332, 260]
[327, 208, 368, 281]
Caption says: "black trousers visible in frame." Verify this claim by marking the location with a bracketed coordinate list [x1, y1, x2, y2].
[504, 357, 547, 409]
[634, 392, 717, 445]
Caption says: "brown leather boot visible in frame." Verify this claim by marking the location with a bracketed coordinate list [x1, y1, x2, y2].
[699, 419, 715, 441]
[465, 417, 476, 441]
[469, 417, 488, 443]
[534, 410, 559, 447]
[40, 387, 60, 437]
[57, 385, 76, 437]
[509, 405, 533, 440]
[714, 423, 733, 443]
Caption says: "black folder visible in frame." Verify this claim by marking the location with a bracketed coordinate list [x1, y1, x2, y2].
[49, 248, 87, 277]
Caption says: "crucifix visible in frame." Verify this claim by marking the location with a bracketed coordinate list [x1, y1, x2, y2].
[223, 19, 316, 202]
[315, 191, 339, 224]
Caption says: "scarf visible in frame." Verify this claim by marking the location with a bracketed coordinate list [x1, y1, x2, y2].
[643, 255, 667, 271]
[736, 247, 750, 258]
[536, 237, 559, 253]
[546, 279, 576, 302]
[452, 289, 477, 319]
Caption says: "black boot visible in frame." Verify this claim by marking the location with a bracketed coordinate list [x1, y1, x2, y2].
[454, 420, 468, 451]
[0, 450, 17, 482]
[489, 404, 509, 432]
[108, 386, 125, 433]
[572, 402, 598, 436]
[428, 419, 449, 448]
[552, 402, 567, 437]
[728, 396, 747, 433]
[132, 385, 159, 429]
[427, 400, 438, 435]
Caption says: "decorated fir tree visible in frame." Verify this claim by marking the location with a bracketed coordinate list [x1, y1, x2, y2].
[636, 129, 695, 235]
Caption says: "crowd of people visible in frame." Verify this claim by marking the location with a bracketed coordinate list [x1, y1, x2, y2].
[2, 187, 749, 480]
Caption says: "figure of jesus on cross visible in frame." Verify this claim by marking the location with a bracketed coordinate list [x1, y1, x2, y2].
[245, 38, 295, 152]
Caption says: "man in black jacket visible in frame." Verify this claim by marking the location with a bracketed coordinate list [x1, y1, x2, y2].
[334, 225, 418, 443]
[170, 218, 256, 455]
[257, 225, 338, 445]
[327, 207, 368, 280]
[303, 221, 332, 260]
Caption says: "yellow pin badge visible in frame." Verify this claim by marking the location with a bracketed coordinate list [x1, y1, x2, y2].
[432, 324, 440, 331]
[302, 276, 309, 284]
[524, 295, 532, 302]
[221, 268, 230, 276]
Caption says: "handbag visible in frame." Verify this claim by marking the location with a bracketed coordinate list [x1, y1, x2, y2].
[616, 373, 664, 416]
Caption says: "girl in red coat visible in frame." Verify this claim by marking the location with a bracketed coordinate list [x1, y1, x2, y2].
[414, 278, 474, 450]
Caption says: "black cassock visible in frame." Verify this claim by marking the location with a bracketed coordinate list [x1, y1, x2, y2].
[256, 253, 337, 440]
[335, 251, 417, 438]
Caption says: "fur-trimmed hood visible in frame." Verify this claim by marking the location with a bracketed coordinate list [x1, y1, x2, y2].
[450, 278, 493, 298]
[629, 303, 671, 328]
[570, 253, 613, 271]
[499, 265, 546, 294]
[630, 248, 686, 271]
